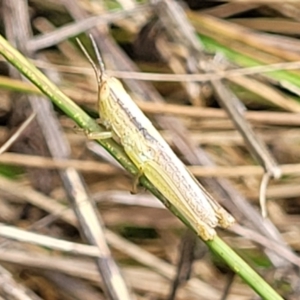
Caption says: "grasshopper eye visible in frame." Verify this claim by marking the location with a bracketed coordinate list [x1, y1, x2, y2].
[99, 82, 110, 100]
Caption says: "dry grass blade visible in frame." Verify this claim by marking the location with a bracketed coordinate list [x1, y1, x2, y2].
[0, 112, 36, 155]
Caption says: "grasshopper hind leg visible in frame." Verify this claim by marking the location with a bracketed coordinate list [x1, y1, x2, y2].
[195, 220, 216, 241]
[122, 134, 149, 194]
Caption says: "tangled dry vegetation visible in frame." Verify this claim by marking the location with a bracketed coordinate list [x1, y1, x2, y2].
[1, 0, 300, 299]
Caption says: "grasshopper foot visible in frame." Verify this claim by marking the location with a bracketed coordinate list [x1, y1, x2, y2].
[130, 167, 144, 194]
[73, 125, 85, 134]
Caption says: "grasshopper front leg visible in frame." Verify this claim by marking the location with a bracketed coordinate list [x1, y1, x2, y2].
[87, 131, 112, 140]
[84, 114, 113, 140]
[74, 125, 112, 140]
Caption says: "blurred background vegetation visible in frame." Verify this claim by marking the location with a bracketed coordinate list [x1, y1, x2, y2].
[1, 0, 300, 299]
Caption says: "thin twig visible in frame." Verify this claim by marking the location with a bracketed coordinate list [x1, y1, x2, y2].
[0, 112, 36, 155]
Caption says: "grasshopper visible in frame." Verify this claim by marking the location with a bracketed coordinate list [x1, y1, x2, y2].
[77, 37, 234, 240]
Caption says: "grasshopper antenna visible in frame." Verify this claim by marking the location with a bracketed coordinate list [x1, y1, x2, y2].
[76, 37, 100, 85]
[89, 34, 105, 82]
